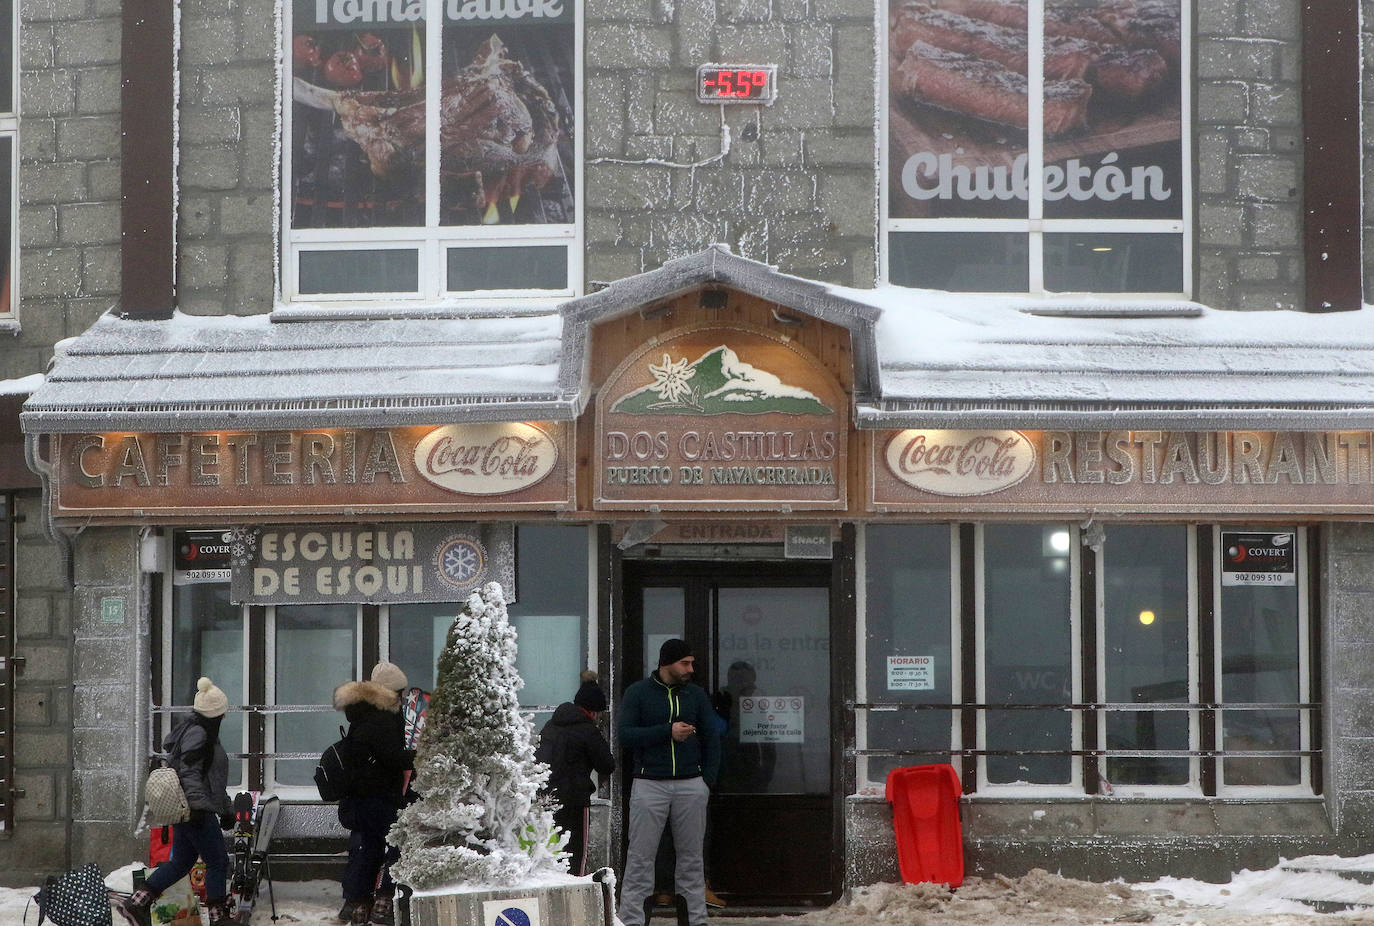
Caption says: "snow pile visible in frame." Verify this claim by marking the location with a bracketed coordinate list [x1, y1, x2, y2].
[389, 581, 565, 891]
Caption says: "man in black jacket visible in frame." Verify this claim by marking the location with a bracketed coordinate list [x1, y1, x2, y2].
[334, 664, 414, 926]
[618, 639, 720, 926]
[535, 670, 615, 875]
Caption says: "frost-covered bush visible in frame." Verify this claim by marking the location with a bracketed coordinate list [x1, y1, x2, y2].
[390, 581, 565, 888]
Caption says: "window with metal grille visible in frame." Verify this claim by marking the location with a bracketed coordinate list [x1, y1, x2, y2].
[857, 523, 1319, 796]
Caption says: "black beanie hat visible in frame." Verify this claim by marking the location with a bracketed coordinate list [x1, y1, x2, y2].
[658, 638, 693, 667]
[574, 669, 608, 712]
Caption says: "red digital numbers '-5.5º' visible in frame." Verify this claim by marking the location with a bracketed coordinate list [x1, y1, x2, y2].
[698, 66, 774, 102]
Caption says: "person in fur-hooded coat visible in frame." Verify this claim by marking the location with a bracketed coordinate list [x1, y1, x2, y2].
[334, 679, 414, 925]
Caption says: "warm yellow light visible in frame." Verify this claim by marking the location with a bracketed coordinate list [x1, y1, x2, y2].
[1138, 610, 1156, 626]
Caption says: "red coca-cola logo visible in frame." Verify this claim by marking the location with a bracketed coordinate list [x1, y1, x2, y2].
[885, 429, 1035, 497]
[414, 423, 557, 496]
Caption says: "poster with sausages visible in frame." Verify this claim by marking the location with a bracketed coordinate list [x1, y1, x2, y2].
[888, 0, 1183, 220]
[291, 0, 575, 229]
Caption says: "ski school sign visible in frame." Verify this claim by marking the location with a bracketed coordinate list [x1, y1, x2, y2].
[228, 522, 515, 605]
[594, 324, 848, 510]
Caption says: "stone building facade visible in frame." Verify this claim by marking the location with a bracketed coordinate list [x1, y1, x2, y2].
[1, 0, 1372, 899]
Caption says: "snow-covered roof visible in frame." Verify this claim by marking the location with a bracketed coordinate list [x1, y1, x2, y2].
[21, 248, 1374, 435]
[844, 286, 1374, 430]
[20, 310, 570, 432]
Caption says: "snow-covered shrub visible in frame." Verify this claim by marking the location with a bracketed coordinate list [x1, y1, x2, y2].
[390, 581, 565, 889]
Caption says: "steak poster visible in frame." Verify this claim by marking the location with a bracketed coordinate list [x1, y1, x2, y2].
[291, 0, 575, 228]
[888, 0, 1183, 220]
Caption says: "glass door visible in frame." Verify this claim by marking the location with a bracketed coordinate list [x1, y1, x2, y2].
[623, 560, 836, 906]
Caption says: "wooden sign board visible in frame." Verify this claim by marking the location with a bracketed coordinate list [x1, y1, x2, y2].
[51, 422, 573, 520]
[595, 324, 848, 511]
[873, 428, 1374, 515]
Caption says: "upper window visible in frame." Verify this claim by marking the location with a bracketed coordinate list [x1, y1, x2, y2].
[882, 0, 1190, 295]
[284, 0, 580, 302]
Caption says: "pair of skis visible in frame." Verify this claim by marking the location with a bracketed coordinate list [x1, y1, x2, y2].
[230, 791, 280, 925]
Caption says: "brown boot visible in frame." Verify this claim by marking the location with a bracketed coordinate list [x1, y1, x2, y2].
[703, 885, 726, 909]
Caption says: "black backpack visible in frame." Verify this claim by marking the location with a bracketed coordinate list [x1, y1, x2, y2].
[315, 725, 358, 801]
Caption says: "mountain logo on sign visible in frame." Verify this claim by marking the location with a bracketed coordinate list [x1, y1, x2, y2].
[611, 346, 833, 416]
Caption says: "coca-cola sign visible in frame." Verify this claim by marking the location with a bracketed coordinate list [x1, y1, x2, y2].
[884, 429, 1036, 497]
[414, 423, 557, 495]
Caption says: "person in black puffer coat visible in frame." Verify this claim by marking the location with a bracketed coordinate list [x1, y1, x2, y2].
[536, 670, 615, 875]
[335, 665, 414, 926]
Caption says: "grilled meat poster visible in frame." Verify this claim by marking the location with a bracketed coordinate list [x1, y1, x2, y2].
[291, 0, 575, 228]
[889, 0, 1182, 220]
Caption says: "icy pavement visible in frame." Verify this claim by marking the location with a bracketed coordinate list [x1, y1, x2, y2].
[9, 858, 1374, 925]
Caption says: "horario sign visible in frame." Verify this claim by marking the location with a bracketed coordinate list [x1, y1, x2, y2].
[594, 323, 848, 510]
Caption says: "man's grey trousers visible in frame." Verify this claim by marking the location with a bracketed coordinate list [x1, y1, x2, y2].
[619, 776, 710, 926]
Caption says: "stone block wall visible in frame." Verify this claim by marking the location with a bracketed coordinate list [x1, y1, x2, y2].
[0, 492, 73, 884]
[583, 0, 879, 289]
[1323, 522, 1374, 837]
[1196, 0, 1305, 310]
[2, 0, 123, 381]
[176, 0, 277, 316]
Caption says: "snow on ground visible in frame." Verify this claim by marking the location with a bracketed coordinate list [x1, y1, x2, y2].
[6, 857, 1374, 926]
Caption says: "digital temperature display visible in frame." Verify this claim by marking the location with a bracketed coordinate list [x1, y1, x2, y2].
[696, 65, 777, 104]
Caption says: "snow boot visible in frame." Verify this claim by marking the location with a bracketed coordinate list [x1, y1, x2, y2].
[205, 895, 233, 926]
[370, 891, 396, 926]
[339, 898, 368, 923]
[114, 888, 158, 926]
[351, 894, 374, 925]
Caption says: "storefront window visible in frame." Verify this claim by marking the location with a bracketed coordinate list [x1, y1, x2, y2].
[284, 0, 580, 300]
[272, 603, 357, 786]
[883, 0, 1190, 295]
[981, 523, 1076, 786]
[859, 522, 1314, 796]
[862, 525, 955, 784]
[1101, 525, 1190, 788]
[170, 554, 245, 790]
[1218, 529, 1304, 788]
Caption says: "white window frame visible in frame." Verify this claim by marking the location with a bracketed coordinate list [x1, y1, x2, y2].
[0, 0, 17, 323]
[1093, 524, 1200, 798]
[975, 522, 1084, 794]
[1213, 524, 1313, 798]
[280, 0, 584, 304]
[878, 0, 1193, 297]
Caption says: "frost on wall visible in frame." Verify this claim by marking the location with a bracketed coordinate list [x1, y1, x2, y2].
[390, 581, 565, 888]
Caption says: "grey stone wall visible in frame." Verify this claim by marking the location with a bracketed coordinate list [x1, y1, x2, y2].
[0, 493, 72, 885]
[3, 0, 123, 382]
[177, 0, 277, 316]
[1323, 522, 1374, 837]
[583, 0, 878, 289]
[1195, 0, 1305, 310]
[69, 527, 144, 874]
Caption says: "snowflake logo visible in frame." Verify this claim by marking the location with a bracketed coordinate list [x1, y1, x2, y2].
[646, 353, 701, 410]
[436, 537, 487, 589]
[227, 528, 260, 567]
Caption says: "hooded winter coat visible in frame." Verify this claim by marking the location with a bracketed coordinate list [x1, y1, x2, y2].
[535, 702, 615, 808]
[619, 671, 720, 785]
[165, 712, 232, 816]
[333, 680, 414, 805]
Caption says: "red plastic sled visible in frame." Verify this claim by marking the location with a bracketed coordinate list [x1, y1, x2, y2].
[885, 764, 964, 887]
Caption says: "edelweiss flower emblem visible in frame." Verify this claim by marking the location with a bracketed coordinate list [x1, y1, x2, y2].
[647, 353, 698, 408]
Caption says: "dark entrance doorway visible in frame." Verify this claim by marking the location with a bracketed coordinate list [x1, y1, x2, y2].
[622, 559, 839, 907]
